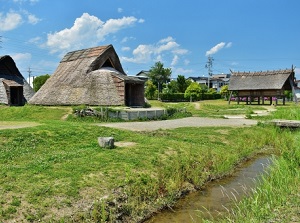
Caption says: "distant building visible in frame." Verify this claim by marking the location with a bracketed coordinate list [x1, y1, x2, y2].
[188, 73, 230, 92]
[136, 70, 149, 81]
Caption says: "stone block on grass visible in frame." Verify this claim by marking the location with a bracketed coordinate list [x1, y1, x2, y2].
[98, 137, 115, 149]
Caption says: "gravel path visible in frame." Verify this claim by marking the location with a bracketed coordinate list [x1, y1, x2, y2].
[98, 117, 257, 131]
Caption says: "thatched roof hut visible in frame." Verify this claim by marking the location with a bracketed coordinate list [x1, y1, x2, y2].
[0, 55, 34, 106]
[29, 45, 145, 106]
[228, 68, 295, 104]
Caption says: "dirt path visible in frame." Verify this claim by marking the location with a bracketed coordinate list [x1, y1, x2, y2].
[0, 121, 40, 130]
[98, 117, 257, 131]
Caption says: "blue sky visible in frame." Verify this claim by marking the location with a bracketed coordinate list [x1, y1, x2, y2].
[1, 0, 300, 81]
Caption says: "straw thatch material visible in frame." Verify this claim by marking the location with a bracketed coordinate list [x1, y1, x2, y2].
[29, 45, 145, 106]
[229, 69, 294, 91]
[0, 55, 34, 106]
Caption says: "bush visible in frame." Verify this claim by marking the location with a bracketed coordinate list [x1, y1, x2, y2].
[160, 93, 188, 102]
[160, 93, 221, 102]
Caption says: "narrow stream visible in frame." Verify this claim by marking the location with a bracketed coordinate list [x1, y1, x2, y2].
[146, 156, 273, 223]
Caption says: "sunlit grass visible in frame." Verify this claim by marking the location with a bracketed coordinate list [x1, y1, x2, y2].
[0, 101, 299, 222]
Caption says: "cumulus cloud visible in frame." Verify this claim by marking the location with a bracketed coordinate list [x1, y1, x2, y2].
[0, 11, 23, 31]
[46, 13, 142, 54]
[205, 42, 232, 56]
[122, 36, 189, 64]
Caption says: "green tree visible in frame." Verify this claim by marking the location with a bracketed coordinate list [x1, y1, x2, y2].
[208, 88, 217, 94]
[200, 84, 208, 93]
[177, 75, 191, 93]
[148, 61, 172, 93]
[184, 82, 202, 101]
[220, 85, 229, 99]
[164, 80, 178, 93]
[33, 74, 50, 92]
[145, 80, 157, 99]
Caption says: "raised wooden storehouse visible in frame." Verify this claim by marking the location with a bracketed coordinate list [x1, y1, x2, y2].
[228, 68, 295, 105]
[29, 45, 145, 106]
[0, 55, 34, 106]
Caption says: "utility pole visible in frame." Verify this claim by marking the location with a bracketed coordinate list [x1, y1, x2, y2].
[28, 67, 32, 87]
[205, 55, 214, 89]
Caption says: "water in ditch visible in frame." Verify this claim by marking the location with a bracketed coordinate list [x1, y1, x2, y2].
[146, 156, 273, 223]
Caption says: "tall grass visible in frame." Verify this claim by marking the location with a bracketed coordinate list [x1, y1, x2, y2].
[215, 129, 300, 223]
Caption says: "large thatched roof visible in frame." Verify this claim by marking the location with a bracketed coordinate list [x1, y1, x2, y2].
[228, 69, 294, 91]
[29, 45, 144, 106]
[0, 55, 34, 105]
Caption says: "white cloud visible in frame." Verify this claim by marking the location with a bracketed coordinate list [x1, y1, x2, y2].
[46, 13, 142, 54]
[157, 41, 179, 53]
[121, 36, 135, 43]
[205, 41, 232, 56]
[28, 36, 41, 44]
[11, 53, 32, 72]
[122, 36, 189, 64]
[171, 55, 179, 66]
[27, 14, 41, 24]
[0, 11, 23, 31]
[226, 42, 232, 48]
[12, 52, 32, 61]
[122, 46, 131, 51]
[159, 36, 174, 44]
[122, 44, 154, 63]
[117, 8, 123, 13]
[97, 16, 138, 37]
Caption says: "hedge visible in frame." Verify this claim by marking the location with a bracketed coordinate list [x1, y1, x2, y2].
[159, 93, 221, 102]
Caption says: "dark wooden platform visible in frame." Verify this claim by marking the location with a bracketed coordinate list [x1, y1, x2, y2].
[270, 120, 300, 128]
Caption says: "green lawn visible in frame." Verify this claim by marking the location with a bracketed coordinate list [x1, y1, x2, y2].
[0, 102, 299, 222]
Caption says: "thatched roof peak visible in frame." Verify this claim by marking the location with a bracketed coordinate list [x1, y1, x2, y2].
[231, 69, 293, 77]
[60, 44, 125, 74]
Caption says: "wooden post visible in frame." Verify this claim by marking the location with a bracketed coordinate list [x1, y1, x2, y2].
[270, 97, 273, 105]
[228, 91, 233, 105]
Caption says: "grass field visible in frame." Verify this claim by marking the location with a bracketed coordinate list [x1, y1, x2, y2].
[0, 101, 299, 222]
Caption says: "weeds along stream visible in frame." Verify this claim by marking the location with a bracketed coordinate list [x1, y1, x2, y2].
[146, 156, 273, 223]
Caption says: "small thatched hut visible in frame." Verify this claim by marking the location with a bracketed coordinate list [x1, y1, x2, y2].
[228, 68, 295, 104]
[228, 68, 295, 105]
[0, 55, 34, 106]
[29, 45, 145, 106]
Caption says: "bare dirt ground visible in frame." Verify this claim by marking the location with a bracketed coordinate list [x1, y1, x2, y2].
[98, 117, 258, 131]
